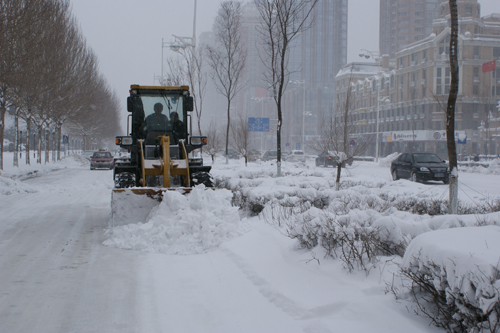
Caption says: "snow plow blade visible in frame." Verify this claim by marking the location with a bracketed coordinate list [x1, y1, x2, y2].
[110, 187, 221, 227]
[111, 187, 193, 227]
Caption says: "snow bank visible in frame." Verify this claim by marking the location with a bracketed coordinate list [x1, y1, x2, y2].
[402, 226, 500, 297]
[0, 154, 88, 195]
[401, 226, 500, 328]
[104, 186, 246, 255]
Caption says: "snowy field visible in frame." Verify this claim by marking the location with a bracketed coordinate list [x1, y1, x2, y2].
[1, 151, 499, 332]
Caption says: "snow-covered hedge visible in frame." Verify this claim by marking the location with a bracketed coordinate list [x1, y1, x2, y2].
[398, 226, 500, 332]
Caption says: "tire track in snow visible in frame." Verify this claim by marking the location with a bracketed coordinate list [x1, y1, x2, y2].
[221, 246, 344, 328]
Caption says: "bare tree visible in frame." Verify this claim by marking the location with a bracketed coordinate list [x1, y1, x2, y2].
[446, 0, 459, 213]
[206, 1, 246, 164]
[254, 0, 319, 176]
[165, 56, 188, 86]
[0, 0, 121, 168]
[317, 66, 370, 190]
[231, 112, 251, 166]
[174, 46, 208, 136]
[205, 119, 223, 163]
[0, 0, 46, 169]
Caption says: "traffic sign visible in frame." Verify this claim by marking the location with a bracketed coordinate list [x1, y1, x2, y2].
[248, 117, 269, 132]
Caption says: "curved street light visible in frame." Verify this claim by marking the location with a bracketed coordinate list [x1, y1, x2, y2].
[359, 49, 383, 162]
[158, 0, 197, 85]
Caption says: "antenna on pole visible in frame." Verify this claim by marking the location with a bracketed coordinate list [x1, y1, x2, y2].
[193, 0, 197, 48]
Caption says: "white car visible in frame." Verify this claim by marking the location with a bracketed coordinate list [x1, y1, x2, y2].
[287, 150, 306, 162]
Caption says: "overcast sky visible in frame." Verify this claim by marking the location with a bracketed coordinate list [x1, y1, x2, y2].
[70, 0, 498, 129]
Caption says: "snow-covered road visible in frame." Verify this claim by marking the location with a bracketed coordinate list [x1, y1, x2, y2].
[0, 168, 150, 332]
[3, 155, 499, 332]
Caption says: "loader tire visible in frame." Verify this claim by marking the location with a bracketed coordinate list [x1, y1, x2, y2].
[190, 171, 213, 187]
[114, 172, 136, 188]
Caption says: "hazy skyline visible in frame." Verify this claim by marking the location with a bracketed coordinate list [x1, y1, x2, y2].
[70, 0, 499, 130]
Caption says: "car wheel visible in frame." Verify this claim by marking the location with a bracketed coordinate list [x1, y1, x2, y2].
[443, 178, 449, 184]
[392, 169, 399, 181]
[411, 172, 419, 183]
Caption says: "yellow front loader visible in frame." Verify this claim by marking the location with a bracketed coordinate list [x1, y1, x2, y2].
[111, 85, 212, 226]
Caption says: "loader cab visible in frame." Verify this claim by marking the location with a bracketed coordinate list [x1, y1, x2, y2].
[127, 86, 193, 145]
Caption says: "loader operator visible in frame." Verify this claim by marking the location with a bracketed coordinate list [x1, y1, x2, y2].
[143, 103, 169, 132]
[170, 111, 186, 140]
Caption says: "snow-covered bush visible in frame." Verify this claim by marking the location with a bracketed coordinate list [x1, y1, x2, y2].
[394, 226, 500, 333]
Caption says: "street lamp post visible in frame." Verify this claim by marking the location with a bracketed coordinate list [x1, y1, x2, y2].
[158, 0, 197, 85]
[251, 97, 268, 152]
[289, 80, 306, 150]
[359, 49, 382, 162]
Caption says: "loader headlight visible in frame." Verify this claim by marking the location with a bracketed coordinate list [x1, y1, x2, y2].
[116, 136, 133, 145]
[190, 136, 207, 146]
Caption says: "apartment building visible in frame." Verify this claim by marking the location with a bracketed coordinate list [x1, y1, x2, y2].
[335, 0, 500, 157]
[380, 0, 441, 58]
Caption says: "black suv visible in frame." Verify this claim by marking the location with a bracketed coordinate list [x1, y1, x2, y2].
[391, 153, 449, 184]
[315, 151, 353, 167]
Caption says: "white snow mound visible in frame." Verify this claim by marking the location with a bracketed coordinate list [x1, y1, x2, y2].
[104, 185, 244, 255]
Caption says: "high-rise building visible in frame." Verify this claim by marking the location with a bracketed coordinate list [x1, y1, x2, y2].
[200, 1, 349, 153]
[285, 0, 348, 151]
[379, 0, 441, 57]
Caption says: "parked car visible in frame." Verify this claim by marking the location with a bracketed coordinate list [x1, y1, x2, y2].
[390, 152, 449, 184]
[247, 149, 261, 162]
[315, 151, 353, 167]
[287, 150, 306, 163]
[262, 150, 277, 161]
[282, 151, 290, 161]
[227, 149, 240, 159]
[90, 151, 114, 170]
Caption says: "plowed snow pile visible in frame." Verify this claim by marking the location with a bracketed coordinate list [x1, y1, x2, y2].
[104, 186, 245, 255]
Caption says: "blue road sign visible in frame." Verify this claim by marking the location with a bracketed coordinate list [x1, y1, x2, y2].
[248, 117, 269, 132]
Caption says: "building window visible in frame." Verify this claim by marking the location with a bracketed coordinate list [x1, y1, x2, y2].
[411, 52, 418, 65]
[474, 46, 479, 59]
[439, 35, 450, 55]
[445, 67, 450, 94]
[473, 85, 479, 95]
[494, 47, 500, 58]
[437, 68, 442, 94]
[465, 6, 472, 15]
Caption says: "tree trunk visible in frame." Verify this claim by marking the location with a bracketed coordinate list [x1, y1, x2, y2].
[13, 111, 19, 167]
[226, 101, 231, 165]
[26, 116, 31, 165]
[37, 126, 42, 164]
[45, 128, 50, 164]
[56, 124, 62, 160]
[447, 0, 459, 214]
[335, 164, 342, 191]
[0, 104, 5, 170]
[52, 130, 56, 162]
